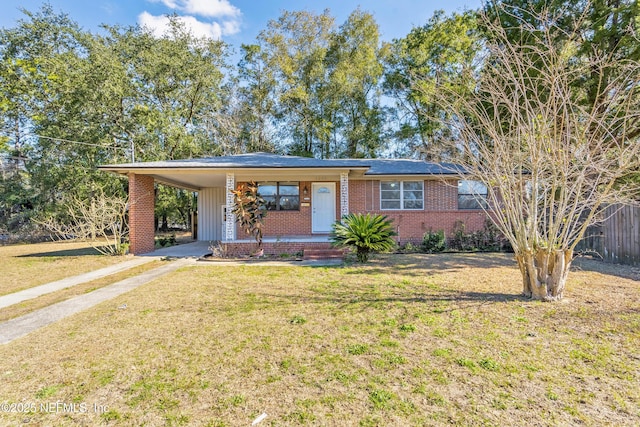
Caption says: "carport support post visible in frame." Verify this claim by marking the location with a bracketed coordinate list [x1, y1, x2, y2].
[128, 173, 156, 254]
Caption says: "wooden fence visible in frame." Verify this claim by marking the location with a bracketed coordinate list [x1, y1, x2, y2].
[576, 204, 640, 266]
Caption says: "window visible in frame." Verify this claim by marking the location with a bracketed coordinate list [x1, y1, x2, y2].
[458, 180, 488, 210]
[258, 182, 299, 211]
[380, 181, 424, 210]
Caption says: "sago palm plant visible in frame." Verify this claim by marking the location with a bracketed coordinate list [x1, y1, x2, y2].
[330, 213, 397, 262]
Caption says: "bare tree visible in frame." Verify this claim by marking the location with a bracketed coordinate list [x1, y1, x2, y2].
[39, 188, 129, 256]
[433, 6, 640, 300]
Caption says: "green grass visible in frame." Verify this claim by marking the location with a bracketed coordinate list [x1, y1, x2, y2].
[0, 241, 128, 296]
[35, 385, 60, 399]
[0, 253, 638, 426]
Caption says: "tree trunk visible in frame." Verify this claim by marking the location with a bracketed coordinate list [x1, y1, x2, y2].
[516, 249, 572, 301]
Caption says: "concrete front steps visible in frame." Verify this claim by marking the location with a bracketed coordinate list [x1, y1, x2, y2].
[302, 248, 346, 260]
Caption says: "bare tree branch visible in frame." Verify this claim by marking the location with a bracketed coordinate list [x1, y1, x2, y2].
[37, 188, 129, 256]
[429, 3, 640, 301]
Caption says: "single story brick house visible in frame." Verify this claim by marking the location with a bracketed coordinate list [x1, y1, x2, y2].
[100, 152, 490, 255]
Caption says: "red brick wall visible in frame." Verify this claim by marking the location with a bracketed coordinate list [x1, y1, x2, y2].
[234, 178, 488, 244]
[235, 181, 338, 237]
[348, 179, 488, 244]
[129, 173, 155, 255]
[425, 179, 458, 210]
[220, 241, 334, 257]
[379, 211, 487, 244]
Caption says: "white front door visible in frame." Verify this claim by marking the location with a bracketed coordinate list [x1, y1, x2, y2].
[312, 182, 336, 233]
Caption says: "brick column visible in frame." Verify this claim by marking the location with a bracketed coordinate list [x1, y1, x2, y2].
[129, 173, 155, 254]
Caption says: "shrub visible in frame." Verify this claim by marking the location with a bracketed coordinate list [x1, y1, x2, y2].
[208, 241, 230, 258]
[156, 234, 176, 247]
[117, 242, 129, 255]
[399, 241, 420, 253]
[422, 229, 446, 253]
[449, 220, 507, 252]
[450, 221, 474, 251]
[330, 213, 396, 263]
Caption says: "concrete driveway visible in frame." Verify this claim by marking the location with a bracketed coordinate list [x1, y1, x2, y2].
[140, 240, 212, 258]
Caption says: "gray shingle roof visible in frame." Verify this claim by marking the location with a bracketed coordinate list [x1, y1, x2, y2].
[100, 152, 462, 175]
[354, 158, 462, 175]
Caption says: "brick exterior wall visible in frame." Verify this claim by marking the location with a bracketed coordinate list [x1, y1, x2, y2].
[220, 241, 334, 257]
[235, 181, 339, 237]
[348, 179, 487, 245]
[129, 173, 156, 255]
[232, 178, 488, 246]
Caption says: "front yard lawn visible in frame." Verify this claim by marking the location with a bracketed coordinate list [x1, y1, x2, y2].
[0, 253, 638, 426]
[0, 241, 129, 296]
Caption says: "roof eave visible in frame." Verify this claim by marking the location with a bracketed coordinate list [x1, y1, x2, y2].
[98, 165, 370, 173]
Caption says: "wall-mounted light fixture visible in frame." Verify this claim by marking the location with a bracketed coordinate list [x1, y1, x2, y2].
[303, 185, 309, 196]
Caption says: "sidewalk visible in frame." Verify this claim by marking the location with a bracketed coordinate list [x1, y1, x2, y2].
[0, 258, 193, 345]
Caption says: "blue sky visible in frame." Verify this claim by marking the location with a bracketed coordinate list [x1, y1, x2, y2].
[1, 0, 483, 50]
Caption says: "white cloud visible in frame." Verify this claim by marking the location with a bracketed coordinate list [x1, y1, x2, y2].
[152, 0, 240, 18]
[220, 19, 240, 35]
[138, 11, 225, 39]
[141, 0, 241, 40]
[154, 0, 178, 9]
[185, 0, 240, 18]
